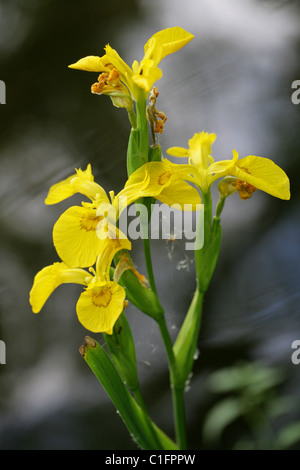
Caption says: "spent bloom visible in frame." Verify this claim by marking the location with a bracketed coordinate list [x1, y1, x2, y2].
[69, 27, 194, 102]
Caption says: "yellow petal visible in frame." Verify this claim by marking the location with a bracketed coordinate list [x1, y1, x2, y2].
[132, 63, 163, 92]
[144, 27, 194, 61]
[53, 206, 105, 268]
[68, 56, 110, 72]
[188, 132, 216, 168]
[45, 164, 108, 205]
[124, 161, 175, 197]
[232, 155, 291, 200]
[166, 146, 190, 158]
[76, 281, 125, 333]
[157, 179, 201, 210]
[95, 228, 131, 279]
[114, 169, 150, 215]
[104, 44, 134, 86]
[29, 262, 90, 313]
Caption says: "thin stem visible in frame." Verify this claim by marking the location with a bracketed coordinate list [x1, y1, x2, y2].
[143, 236, 158, 295]
[172, 386, 187, 450]
[158, 316, 187, 450]
[136, 98, 149, 163]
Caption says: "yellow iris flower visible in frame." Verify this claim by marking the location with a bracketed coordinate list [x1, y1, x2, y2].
[167, 132, 290, 200]
[68, 27, 194, 101]
[45, 161, 200, 268]
[30, 237, 131, 334]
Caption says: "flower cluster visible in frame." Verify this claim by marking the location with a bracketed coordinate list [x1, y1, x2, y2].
[29, 160, 201, 333]
[30, 27, 290, 338]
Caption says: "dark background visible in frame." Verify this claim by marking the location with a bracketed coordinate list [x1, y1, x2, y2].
[0, 0, 300, 450]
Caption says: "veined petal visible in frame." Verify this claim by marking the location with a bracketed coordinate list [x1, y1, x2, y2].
[144, 27, 194, 61]
[114, 169, 150, 215]
[53, 205, 105, 268]
[161, 159, 204, 188]
[157, 179, 201, 210]
[68, 56, 111, 72]
[30, 262, 91, 313]
[126, 161, 175, 196]
[232, 155, 291, 200]
[76, 280, 125, 334]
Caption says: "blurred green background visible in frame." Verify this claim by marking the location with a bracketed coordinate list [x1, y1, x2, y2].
[0, 0, 300, 450]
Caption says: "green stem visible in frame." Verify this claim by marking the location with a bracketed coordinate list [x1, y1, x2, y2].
[172, 386, 187, 450]
[158, 316, 187, 450]
[136, 98, 149, 163]
[143, 236, 158, 295]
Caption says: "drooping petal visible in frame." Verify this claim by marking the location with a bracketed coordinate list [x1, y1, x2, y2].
[53, 205, 105, 268]
[68, 56, 111, 72]
[114, 169, 150, 216]
[232, 155, 291, 200]
[76, 280, 125, 334]
[157, 179, 201, 210]
[29, 262, 91, 313]
[144, 27, 194, 61]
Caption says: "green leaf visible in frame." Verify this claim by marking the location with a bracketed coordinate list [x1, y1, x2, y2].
[173, 289, 204, 388]
[203, 398, 242, 443]
[80, 336, 178, 450]
[127, 128, 147, 176]
[103, 312, 139, 391]
[277, 422, 300, 449]
[195, 216, 222, 293]
[149, 144, 162, 162]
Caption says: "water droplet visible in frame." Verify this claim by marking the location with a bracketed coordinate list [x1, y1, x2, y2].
[193, 348, 200, 360]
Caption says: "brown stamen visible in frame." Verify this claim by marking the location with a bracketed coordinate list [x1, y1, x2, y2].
[235, 180, 257, 200]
